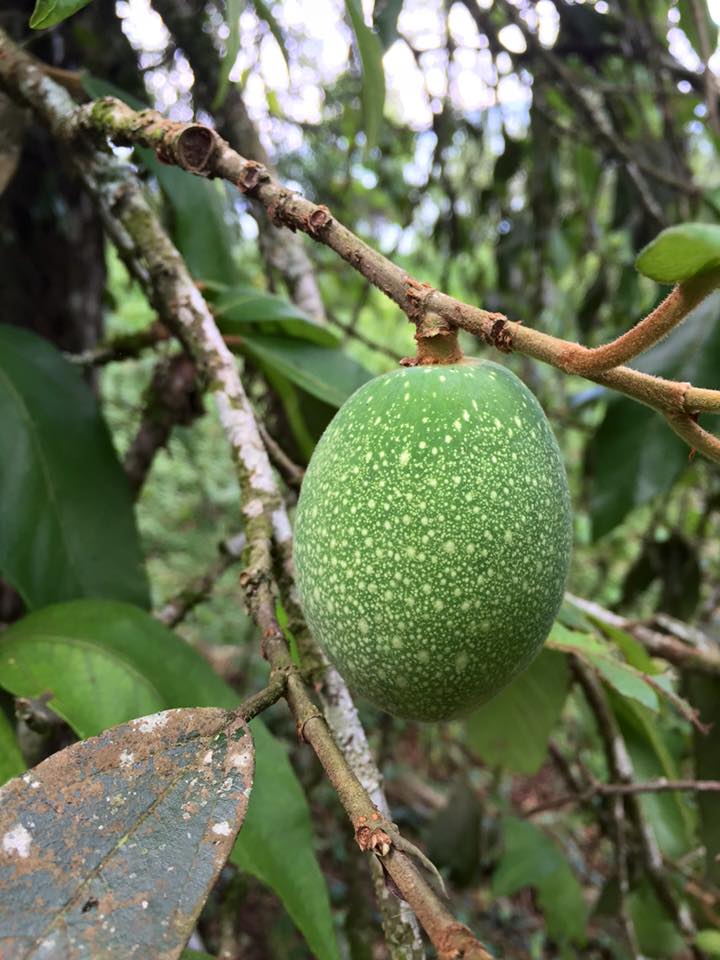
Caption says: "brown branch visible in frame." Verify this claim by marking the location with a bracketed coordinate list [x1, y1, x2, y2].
[155, 532, 247, 628]
[124, 352, 203, 498]
[257, 424, 305, 492]
[526, 778, 720, 816]
[64, 97, 720, 462]
[566, 593, 720, 677]
[0, 31, 490, 958]
[65, 321, 170, 366]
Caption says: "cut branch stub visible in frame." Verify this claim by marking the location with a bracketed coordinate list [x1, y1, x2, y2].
[0, 707, 254, 960]
[174, 125, 216, 174]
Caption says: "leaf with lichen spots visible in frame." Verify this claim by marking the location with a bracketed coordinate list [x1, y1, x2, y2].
[0, 707, 253, 960]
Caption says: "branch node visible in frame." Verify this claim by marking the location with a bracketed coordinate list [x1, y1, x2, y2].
[306, 204, 333, 237]
[487, 316, 514, 353]
[237, 159, 269, 194]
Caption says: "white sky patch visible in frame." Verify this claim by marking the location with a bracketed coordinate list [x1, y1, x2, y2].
[3, 823, 32, 859]
[212, 821, 232, 836]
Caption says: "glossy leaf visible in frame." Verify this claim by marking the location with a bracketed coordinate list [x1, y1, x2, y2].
[0, 601, 340, 959]
[344, 0, 386, 148]
[610, 693, 695, 858]
[29, 0, 92, 28]
[0, 710, 24, 787]
[636, 223, 720, 283]
[213, 286, 339, 346]
[493, 817, 587, 944]
[0, 326, 149, 610]
[232, 722, 341, 960]
[262, 367, 335, 461]
[143, 157, 239, 287]
[549, 625, 659, 712]
[243, 334, 372, 408]
[0, 708, 253, 959]
[465, 651, 569, 775]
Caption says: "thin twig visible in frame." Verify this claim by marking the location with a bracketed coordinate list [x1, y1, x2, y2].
[155, 532, 247, 628]
[526, 777, 720, 816]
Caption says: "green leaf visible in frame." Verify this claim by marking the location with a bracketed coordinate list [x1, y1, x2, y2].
[29, 0, 92, 28]
[141, 155, 239, 287]
[0, 601, 232, 737]
[676, 0, 719, 58]
[0, 600, 340, 959]
[0, 326, 149, 610]
[232, 722, 341, 960]
[697, 930, 720, 955]
[81, 80, 237, 286]
[213, 286, 340, 346]
[636, 223, 720, 283]
[242, 334, 372, 408]
[373, 0, 403, 48]
[549, 625, 659, 713]
[251, 0, 290, 66]
[492, 817, 587, 944]
[610, 693, 695, 857]
[465, 651, 569, 775]
[0, 708, 253, 959]
[685, 674, 720, 882]
[263, 367, 329, 460]
[587, 397, 688, 539]
[629, 880, 686, 957]
[344, 0, 386, 148]
[214, 0, 242, 110]
[0, 709, 25, 786]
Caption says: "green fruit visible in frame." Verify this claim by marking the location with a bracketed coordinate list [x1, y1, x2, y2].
[294, 360, 572, 722]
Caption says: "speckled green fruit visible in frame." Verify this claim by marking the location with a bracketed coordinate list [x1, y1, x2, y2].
[294, 360, 572, 722]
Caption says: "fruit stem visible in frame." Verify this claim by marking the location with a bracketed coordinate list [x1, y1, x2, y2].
[402, 312, 464, 366]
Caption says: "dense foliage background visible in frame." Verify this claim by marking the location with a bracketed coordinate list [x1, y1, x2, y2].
[1, 0, 720, 957]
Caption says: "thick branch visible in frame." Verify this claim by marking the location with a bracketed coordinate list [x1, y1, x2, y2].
[65, 96, 720, 462]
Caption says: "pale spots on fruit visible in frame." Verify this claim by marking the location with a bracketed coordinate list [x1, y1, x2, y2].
[399, 449, 411, 467]
[455, 651, 469, 672]
[359, 618, 369, 635]
[453, 419, 462, 431]
[443, 541, 456, 554]
[294, 360, 572, 722]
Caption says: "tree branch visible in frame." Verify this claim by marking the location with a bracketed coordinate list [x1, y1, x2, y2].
[566, 593, 720, 677]
[0, 30, 486, 959]
[62, 96, 720, 463]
